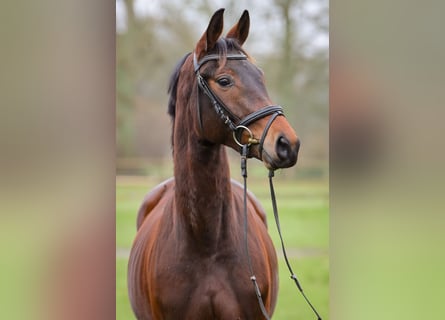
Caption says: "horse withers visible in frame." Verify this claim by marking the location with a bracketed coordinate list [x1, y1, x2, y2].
[128, 9, 300, 320]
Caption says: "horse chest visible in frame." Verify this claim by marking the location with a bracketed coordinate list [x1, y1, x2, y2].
[154, 256, 263, 319]
[130, 191, 277, 319]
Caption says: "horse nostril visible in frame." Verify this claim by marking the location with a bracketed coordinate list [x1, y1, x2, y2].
[276, 136, 291, 160]
[276, 136, 300, 163]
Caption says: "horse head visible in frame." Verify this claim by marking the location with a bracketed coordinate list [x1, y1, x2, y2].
[172, 8, 300, 170]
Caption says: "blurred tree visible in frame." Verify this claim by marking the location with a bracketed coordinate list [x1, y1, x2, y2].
[117, 0, 155, 156]
[258, 0, 328, 171]
[117, 0, 195, 159]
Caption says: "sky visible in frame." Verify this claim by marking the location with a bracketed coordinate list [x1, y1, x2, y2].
[116, 0, 328, 57]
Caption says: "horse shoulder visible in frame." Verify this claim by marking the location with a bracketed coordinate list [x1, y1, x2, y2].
[230, 178, 268, 226]
[136, 177, 175, 229]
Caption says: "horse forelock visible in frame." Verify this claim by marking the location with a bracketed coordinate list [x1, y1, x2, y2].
[204, 38, 249, 75]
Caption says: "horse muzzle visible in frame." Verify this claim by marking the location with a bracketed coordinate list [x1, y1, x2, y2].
[256, 117, 300, 170]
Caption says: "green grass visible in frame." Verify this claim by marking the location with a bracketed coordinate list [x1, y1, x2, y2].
[116, 183, 151, 248]
[117, 258, 134, 320]
[116, 174, 328, 319]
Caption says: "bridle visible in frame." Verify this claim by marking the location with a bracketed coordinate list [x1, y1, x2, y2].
[193, 51, 284, 158]
[193, 51, 322, 320]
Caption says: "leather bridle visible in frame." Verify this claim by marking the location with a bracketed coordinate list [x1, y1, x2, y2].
[193, 51, 322, 320]
[193, 52, 284, 157]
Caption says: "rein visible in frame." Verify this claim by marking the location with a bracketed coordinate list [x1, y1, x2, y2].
[194, 52, 322, 319]
[241, 147, 322, 320]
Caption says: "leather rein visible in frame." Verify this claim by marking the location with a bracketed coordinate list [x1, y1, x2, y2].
[194, 52, 322, 320]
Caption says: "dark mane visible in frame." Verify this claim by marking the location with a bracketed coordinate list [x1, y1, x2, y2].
[166, 38, 247, 122]
[167, 52, 191, 119]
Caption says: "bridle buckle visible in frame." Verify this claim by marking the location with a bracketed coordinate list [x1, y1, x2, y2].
[233, 125, 259, 147]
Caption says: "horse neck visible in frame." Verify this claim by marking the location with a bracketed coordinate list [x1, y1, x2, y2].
[173, 123, 233, 249]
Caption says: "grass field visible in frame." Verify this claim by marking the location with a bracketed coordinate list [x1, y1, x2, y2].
[116, 171, 328, 319]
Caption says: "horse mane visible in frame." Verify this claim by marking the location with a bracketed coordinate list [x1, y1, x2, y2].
[167, 38, 247, 125]
[167, 52, 191, 119]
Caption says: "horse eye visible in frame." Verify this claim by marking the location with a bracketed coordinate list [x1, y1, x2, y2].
[216, 77, 232, 87]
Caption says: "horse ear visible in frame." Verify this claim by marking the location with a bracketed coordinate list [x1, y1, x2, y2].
[226, 10, 250, 46]
[195, 8, 225, 60]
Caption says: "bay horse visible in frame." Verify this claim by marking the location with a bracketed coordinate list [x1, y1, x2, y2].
[128, 9, 300, 320]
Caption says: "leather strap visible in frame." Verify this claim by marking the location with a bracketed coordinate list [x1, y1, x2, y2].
[241, 145, 272, 320]
[268, 170, 323, 320]
[238, 106, 283, 128]
[194, 52, 248, 73]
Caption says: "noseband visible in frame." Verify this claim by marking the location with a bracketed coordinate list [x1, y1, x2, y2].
[193, 52, 284, 157]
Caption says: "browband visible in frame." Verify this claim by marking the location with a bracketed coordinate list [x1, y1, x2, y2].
[193, 52, 247, 73]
